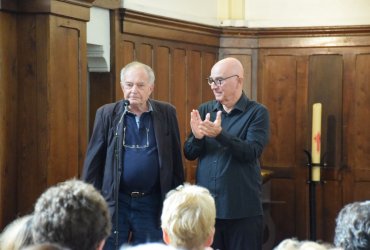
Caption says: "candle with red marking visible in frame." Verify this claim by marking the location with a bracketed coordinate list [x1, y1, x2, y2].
[311, 103, 322, 182]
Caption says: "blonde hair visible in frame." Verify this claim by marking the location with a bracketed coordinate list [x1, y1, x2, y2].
[161, 184, 216, 250]
[0, 214, 33, 250]
[274, 238, 337, 250]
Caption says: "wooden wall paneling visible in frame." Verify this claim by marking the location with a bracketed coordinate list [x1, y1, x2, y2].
[347, 53, 370, 203]
[240, 55, 252, 99]
[320, 180, 343, 241]
[184, 51, 218, 183]
[17, 14, 48, 215]
[353, 181, 370, 201]
[0, 11, 18, 227]
[49, 16, 82, 183]
[308, 55, 343, 169]
[88, 72, 115, 137]
[295, 56, 310, 165]
[0, 0, 17, 10]
[341, 52, 356, 205]
[270, 178, 296, 244]
[307, 54, 344, 241]
[172, 49, 187, 145]
[261, 55, 297, 167]
[353, 54, 370, 170]
[137, 43, 153, 67]
[153, 46, 170, 102]
[116, 39, 135, 100]
[201, 52, 218, 103]
[184, 50, 202, 182]
[294, 56, 310, 239]
[187, 49, 202, 129]
[16, 13, 88, 215]
[259, 54, 299, 244]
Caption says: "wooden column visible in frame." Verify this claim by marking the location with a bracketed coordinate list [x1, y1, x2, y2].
[0, 0, 93, 228]
[0, 1, 18, 228]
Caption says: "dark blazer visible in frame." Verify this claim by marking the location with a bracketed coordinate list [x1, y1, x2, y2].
[82, 99, 184, 216]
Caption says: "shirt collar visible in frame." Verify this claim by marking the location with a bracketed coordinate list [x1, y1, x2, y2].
[212, 92, 249, 113]
[127, 100, 153, 115]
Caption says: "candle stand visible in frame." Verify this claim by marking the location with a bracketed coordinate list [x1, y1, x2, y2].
[304, 150, 327, 241]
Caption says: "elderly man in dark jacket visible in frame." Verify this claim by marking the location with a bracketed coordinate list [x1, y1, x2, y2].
[83, 61, 184, 250]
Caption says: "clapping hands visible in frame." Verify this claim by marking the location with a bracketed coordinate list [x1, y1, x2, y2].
[190, 110, 222, 139]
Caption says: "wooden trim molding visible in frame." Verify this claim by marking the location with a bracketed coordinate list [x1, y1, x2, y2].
[222, 25, 370, 37]
[0, 0, 17, 10]
[121, 9, 221, 47]
[1, 0, 93, 21]
[221, 26, 370, 48]
[93, 0, 120, 9]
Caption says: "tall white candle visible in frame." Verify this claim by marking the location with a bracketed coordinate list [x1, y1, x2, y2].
[311, 103, 322, 182]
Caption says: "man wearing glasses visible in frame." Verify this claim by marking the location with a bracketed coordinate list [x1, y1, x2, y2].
[83, 61, 184, 250]
[184, 57, 270, 250]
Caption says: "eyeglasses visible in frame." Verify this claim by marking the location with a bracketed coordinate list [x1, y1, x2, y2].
[123, 127, 149, 149]
[207, 75, 239, 86]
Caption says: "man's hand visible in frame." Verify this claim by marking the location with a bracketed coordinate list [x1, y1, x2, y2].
[190, 109, 205, 139]
[198, 111, 222, 138]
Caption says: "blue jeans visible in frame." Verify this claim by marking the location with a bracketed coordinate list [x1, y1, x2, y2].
[104, 192, 163, 250]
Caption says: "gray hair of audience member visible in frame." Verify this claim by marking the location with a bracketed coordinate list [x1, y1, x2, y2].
[120, 61, 155, 84]
[22, 243, 71, 250]
[32, 179, 112, 250]
[274, 238, 336, 250]
[161, 183, 216, 250]
[0, 214, 33, 250]
[120, 243, 177, 250]
[334, 200, 370, 250]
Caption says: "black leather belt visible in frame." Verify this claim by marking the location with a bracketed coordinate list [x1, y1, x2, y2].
[125, 191, 147, 198]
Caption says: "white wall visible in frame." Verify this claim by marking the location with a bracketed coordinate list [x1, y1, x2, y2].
[246, 0, 370, 27]
[122, 0, 219, 26]
[122, 0, 370, 27]
[87, 7, 110, 72]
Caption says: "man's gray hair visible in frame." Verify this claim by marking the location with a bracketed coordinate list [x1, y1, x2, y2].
[120, 61, 155, 84]
[334, 200, 370, 250]
[32, 179, 111, 250]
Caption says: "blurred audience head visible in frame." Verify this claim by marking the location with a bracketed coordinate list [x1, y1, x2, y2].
[0, 214, 33, 250]
[274, 238, 337, 250]
[161, 183, 216, 250]
[334, 200, 370, 250]
[32, 179, 111, 250]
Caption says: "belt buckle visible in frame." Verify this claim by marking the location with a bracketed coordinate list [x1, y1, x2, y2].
[130, 191, 143, 198]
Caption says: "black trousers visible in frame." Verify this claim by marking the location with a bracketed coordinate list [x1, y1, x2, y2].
[212, 215, 263, 250]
